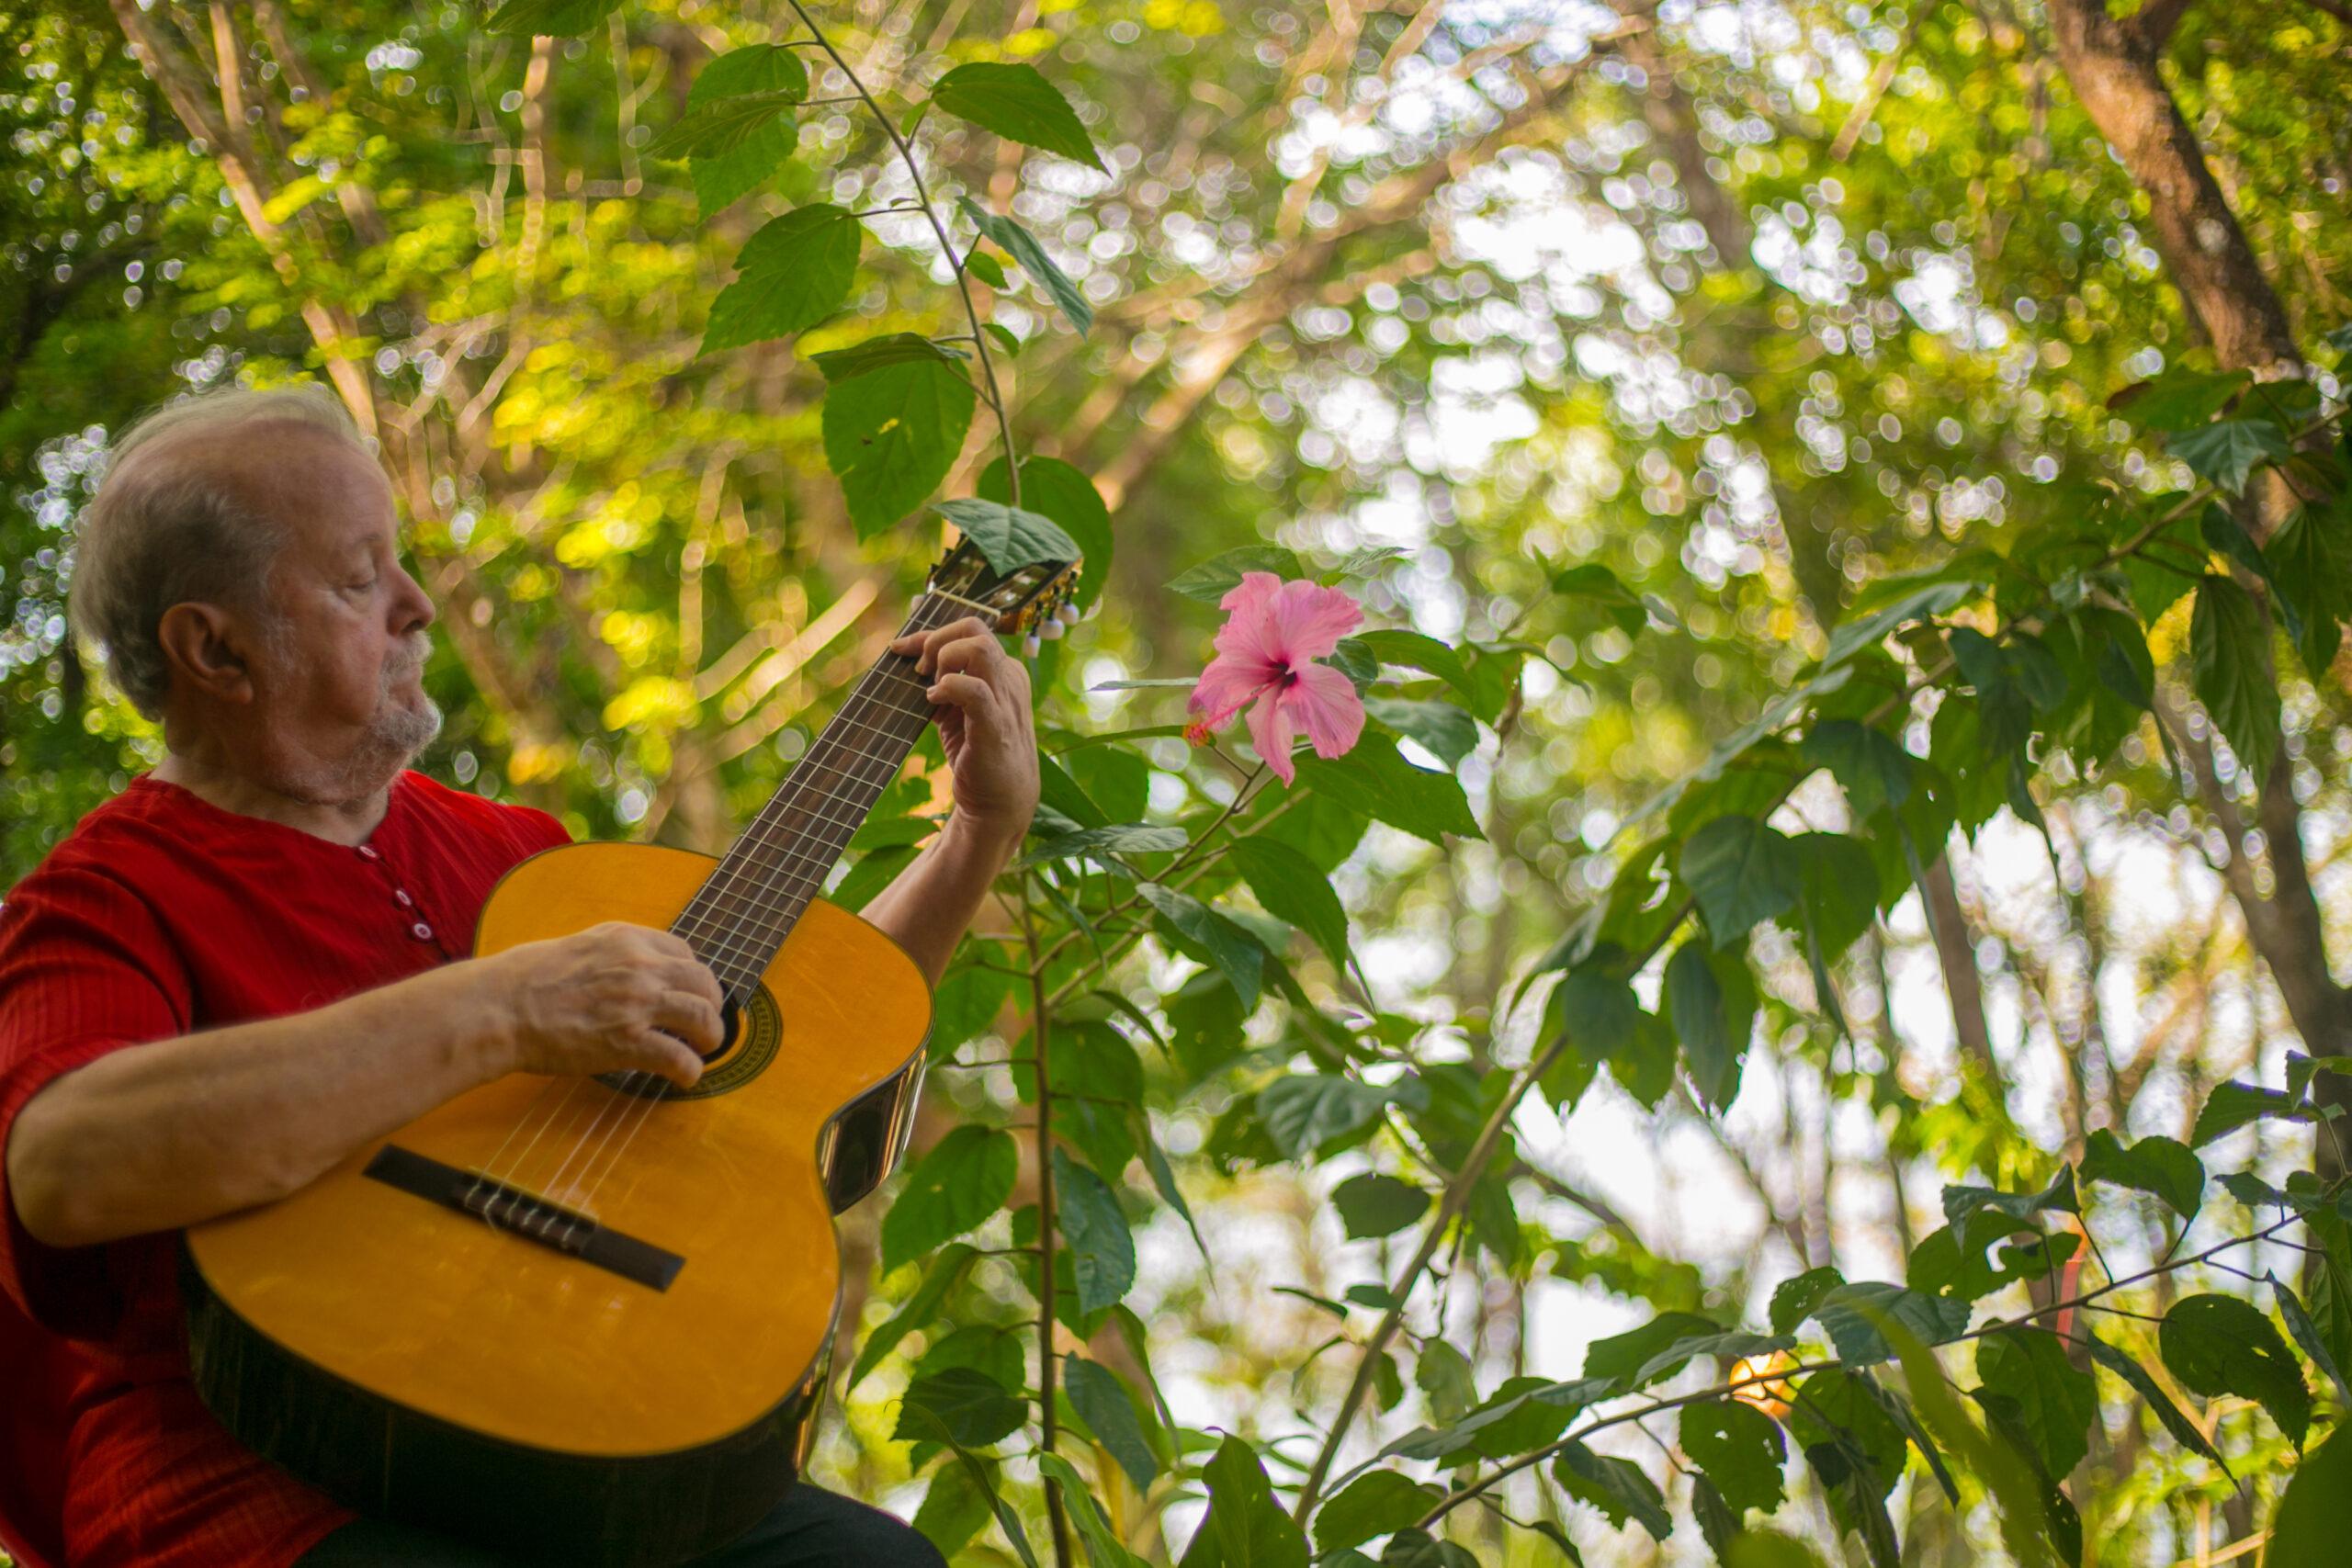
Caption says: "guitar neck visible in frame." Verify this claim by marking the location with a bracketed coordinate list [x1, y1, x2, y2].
[674, 592, 972, 996]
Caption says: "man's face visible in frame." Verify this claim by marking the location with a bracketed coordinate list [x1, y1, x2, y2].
[233, 429, 442, 801]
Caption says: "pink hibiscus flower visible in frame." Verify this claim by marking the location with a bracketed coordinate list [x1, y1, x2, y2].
[1185, 572, 1366, 784]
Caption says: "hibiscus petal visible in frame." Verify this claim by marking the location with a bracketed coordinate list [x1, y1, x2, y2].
[1209, 572, 1289, 666]
[1282, 661, 1366, 760]
[1189, 654, 1276, 728]
[1245, 684, 1299, 784]
[1264, 579, 1364, 663]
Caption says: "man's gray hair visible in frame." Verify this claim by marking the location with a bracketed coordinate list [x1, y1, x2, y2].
[70, 383, 368, 718]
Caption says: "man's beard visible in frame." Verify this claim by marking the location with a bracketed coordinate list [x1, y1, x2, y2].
[276, 630, 443, 805]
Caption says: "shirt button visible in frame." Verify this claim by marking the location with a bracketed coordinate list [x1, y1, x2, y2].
[394, 890, 414, 908]
[411, 922, 435, 941]
[358, 846, 379, 861]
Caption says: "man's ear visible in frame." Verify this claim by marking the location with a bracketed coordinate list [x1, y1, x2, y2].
[155, 601, 260, 705]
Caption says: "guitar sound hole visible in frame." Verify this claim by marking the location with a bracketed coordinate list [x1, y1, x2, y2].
[597, 985, 780, 1101]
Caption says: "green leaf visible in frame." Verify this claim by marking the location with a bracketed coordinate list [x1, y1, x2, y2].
[1064, 1355, 1159, 1491]
[1258, 1073, 1422, 1159]
[683, 45, 811, 213]
[2190, 575, 2280, 780]
[2263, 500, 2352, 680]
[820, 349, 977, 536]
[1179, 1435, 1309, 1568]
[1812, 1283, 1971, 1366]
[1974, 1328, 2098, 1478]
[646, 88, 800, 160]
[1037, 752, 1111, 829]
[813, 333, 967, 379]
[1363, 696, 1478, 767]
[880, 1125, 1018, 1271]
[1552, 561, 1645, 637]
[1168, 545, 1305, 604]
[911, 1452, 997, 1561]
[1678, 816, 1802, 949]
[2271, 1272, 2352, 1407]
[2271, 1423, 2352, 1568]
[2084, 1335, 2230, 1472]
[2159, 1293, 2310, 1448]
[966, 249, 1009, 288]
[979, 455, 1114, 608]
[1035, 1453, 1150, 1568]
[2113, 367, 2251, 432]
[1292, 741, 1482, 845]
[959, 197, 1092, 333]
[1414, 1341, 1476, 1424]
[931, 497, 1082, 577]
[1227, 836, 1351, 973]
[2190, 1079, 2312, 1147]
[1691, 1473, 1742, 1562]
[2078, 1130, 2203, 1222]
[1351, 628, 1473, 696]
[1799, 719, 1915, 818]
[2170, 417, 2290, 494]
[1787, 830, 1879, 961]
[485, 0, 620, 36]
[1016, 823, 1188, 868]
[1052, 1147, 1136, 1315]
[1377, 1529, 1477, 1567]
[1822, 579, 1974, 670]
[1552, 1443, 1671, 1540]
[1941, 1168, 2079, 1232]
[896, 1365, 1025, 1447]
[1548, 967, 1642, 1059]
[1312, 1471, 1441, 1555]
[702, 205, 861, 353]
[1584, 1311, 1721, 1384]
[930, 62, 1106, 171]
[1770, 1268, 1845, 1335]
[1680, 1400, 1788, 1516]
[1665, 939, 1758, 1110]
[1139, 883, 1264, 1010]
[851, 1243, 978, 1389]
[1331, 1172, 1431, 1239]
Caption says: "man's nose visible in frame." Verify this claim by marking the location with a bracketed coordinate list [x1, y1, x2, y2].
[391, 564, 436, 632]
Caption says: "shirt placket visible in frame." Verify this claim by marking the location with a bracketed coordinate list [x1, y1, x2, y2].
[355, 842, 454, 957]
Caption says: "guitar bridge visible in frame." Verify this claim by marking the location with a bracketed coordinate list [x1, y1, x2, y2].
[363, 1144, 685, 1292]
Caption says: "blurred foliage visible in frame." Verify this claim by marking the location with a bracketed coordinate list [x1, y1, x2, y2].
[9, 0, 2352, 1562]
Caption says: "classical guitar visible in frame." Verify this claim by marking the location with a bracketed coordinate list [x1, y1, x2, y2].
[181, 540, 1080, 1567]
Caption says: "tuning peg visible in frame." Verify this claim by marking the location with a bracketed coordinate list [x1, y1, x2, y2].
[1022, 632, 1042, 658]
[1039, 617, 1065, 640]
[1056, 602, 1082, 626]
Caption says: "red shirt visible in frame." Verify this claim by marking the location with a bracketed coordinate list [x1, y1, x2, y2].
[0, 772, 570, 1568]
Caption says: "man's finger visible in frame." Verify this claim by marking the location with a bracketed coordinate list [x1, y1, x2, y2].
[929, 633, 1009, 683]
[924, 671, 1001, 722]
[897, 616, 994, 674]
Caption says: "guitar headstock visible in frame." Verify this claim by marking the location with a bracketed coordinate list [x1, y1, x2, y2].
[926, 536, 1084, 657]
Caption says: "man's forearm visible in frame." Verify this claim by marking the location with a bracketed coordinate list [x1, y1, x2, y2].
[6, 961, 512, 1250]
[860, 812, 1023, 987]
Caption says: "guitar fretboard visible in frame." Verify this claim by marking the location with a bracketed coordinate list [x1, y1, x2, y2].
[672, 592, 966, 997]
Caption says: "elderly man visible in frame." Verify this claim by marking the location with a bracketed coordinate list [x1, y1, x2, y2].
[0, 385, 1038, 1567]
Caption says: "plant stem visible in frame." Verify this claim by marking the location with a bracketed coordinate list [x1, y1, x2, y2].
[1020, 881, 1075, 1568]
[781, 0, 1020, 510]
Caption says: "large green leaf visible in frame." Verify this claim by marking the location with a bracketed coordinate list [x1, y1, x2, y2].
[979, 455, 1114, 607]
[1140, 882, 1264, 1009]
[1940, 1168, 2079, 1232]
[2271, 1272, 2352, 1407]
[1331, 1173, 1431, 1238]
[2114, 367, 2251, 432]
[1584, 1311, 1720, 1383]
[2267, 1424, 2352, 1568]
[1664, 938, 1758, 1109]
[1258, 1072, 1421, 1158]
[1035, 1453, 1151, 1568]
[960, 197, 1092, 333]
[2160, 1293, 2310, 1447]
[1799, 719, 1914, 818]
[1812, 1282, 1971, 1365]
[1680, 1399, 1789, 1516]
[2190, 575, 2280, 780]
[1052, 1147, 1136, 1314]
[702, 205, 860, 352]
[486, 0, 620, 36]
[880, 1125, 1018, 1271]
[1770, 1267, 1845, 1335]
[820, 347, 977, 536]
[910, 1454, 997, 1561]
[1552, 1443, 1671, 1540]
[683, 44, 810, 213]
[2190, 1079, 2311, 1146]
[2263, 499, 2352, 680]
[896, 1365, 1025, 1447]
[645, 88, 800, 161]
[1179, 1435, 1309, 1568]
[1974, 1328, 2098, 1478]
[1312, 1471, 1441, 1555]
[2169, 417, 2290, 494]
[1362, 696, 1478, 767]
[1678, 815, 1801, 948]
[2084, 1336, 2229, 1472]
[930, 62, 1106, 171]
[1227, 835, 1351, 973]
[1292, 741, 1482, 845]
[1064, 1354, 1159, 1490]
[931, 497, 1081, 576]
[851, 1243, 978, 1388]
[2077, 1129, 2202, 1222]
[1168, 545, 1304, 603]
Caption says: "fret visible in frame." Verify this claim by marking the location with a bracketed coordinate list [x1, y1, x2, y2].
[672, 593, 973, 994]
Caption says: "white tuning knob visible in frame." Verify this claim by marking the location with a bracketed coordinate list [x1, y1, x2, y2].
[1040, 618, 1065, 640]
[1022, 632, 1042, 658]
[1056, 603, 1082, 626]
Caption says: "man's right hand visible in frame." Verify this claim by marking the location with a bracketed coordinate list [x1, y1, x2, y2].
[483, 922, 722, 1090]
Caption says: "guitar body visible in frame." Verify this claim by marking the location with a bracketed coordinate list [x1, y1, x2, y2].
[182, 840, 933, 1567]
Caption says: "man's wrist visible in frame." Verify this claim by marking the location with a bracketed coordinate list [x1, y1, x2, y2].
[941, 807, 1029, 869]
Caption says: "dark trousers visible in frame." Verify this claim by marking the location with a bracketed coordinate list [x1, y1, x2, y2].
[296, 1483, 946, 1568]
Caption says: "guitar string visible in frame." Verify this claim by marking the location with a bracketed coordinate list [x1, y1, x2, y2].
[526, 632, 947, 1233]
[492, 597, 964, 1231]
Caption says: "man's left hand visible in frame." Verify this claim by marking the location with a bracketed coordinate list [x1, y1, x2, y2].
[890, 616, 1038, 845]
